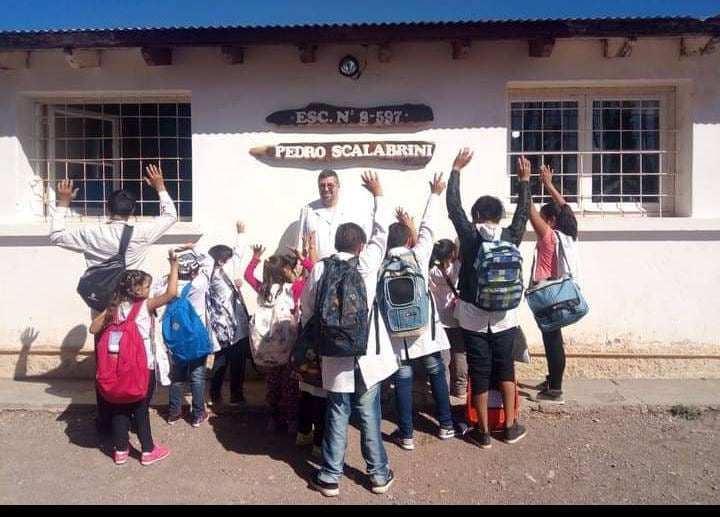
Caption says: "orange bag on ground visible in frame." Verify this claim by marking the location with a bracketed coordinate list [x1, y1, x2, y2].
[466, 383, 520, 430]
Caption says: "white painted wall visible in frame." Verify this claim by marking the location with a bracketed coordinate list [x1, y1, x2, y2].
[0, 38, 719, 363]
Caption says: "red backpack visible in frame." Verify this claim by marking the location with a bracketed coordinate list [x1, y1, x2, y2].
[96, 301, 150, 404]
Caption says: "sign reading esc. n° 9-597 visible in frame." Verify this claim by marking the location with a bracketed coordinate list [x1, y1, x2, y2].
[265, 103, 434, 127]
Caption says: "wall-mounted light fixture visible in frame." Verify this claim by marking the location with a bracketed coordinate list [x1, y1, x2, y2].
[338, 55, 362, 80]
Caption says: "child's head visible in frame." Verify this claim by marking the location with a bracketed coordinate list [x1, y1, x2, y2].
[540, 202, 578, 240]
[471, 195, 504, 224]
[113, 269, 153, 303]
[431, 239, 458, 269]
[208, 244, 233, 268]
[177, 253, 201, 281]
[334, 223, 367, 256]
[261, 254, 296, 300]
[387, 222, 413, 250]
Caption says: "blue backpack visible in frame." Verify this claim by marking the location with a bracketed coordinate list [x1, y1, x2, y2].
[473, 239, 524, 311]
[377, 251, 431, 338]
[162, 282, 212, 363]
[315, 257, 369, 357]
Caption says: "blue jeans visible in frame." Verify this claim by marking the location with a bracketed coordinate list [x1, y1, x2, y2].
[394, 351, 453, 439]
[169, 355, 208, 417]
[319, 369, 391, 486]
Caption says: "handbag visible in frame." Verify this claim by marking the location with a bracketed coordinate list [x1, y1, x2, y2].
[526, 232, 588, 332]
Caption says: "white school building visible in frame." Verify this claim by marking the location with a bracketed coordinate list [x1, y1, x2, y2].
[1, 16, 719, 378]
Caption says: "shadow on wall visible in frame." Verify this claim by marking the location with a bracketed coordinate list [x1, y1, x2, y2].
[14, 324, 93, 380]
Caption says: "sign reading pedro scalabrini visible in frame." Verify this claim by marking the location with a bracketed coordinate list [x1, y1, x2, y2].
[250, 141, 435, 166]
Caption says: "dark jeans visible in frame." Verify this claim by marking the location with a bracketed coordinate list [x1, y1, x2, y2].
[393, 351, 453, 439]
[542, 329, 565, 391]
[169, 355, 208, 417]
[110, 370, 155, 453]
[297, 390, 327, 447]
[210, 337, 249, 401]
[463, 327, 516, 394]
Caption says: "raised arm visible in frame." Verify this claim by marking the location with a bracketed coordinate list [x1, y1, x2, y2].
[395, 208, 417, 248]
[243, 245, 265, 293]
[523, 159, 551, 239]
[541, 164, 567, 207]
[49, 179, 90, 251]
[446, 148, 476, 244]
[228, 220, 247, 278]
[505, 156, 531, 246]
[139, 164, 178, 244]
[147, 250, 179, 312]
[358, 171, 390, 277]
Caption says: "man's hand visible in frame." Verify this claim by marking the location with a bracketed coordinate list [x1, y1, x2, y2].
[429, 172, 446, 195]
[540, 164, 554, 186]
[56, 179, 78, 208]
[251, 244, 266, 259]
[517, 156, 532, 183]
[174, 242, 195, 252]
[168, 248, 178, 263]
[304, 232, 318, 264]
[144, 164, 167, 192]
[452, 148, 474, 172]
[236, 220, 246, 234]
[361, 171, 383, 197]
[287, 245, 303, 261]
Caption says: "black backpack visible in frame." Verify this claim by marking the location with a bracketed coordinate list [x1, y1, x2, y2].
[77, 225, 134, 312]
[315, 257, 369, 357]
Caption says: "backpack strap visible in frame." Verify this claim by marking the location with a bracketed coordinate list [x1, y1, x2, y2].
[439, 266, 460, 299]
[118, 224, 134, 261]
[218, 268, 249, 318]
[373, 300, 380, 355]
[528, 248, 539, 290]
[126, 300, 145, 323]
[555, 230, 573, 278]
[429, 288, 436, 341]
[180, 282, 193, 299]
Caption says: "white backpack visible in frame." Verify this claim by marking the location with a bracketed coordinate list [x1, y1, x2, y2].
[249, 284, 298, 367]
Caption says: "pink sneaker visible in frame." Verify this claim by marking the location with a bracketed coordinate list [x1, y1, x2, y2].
[113, 449, 129, 465]
[140, 445, 171, 466]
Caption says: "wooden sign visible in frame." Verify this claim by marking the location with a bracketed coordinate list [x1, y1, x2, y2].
[265, 103, 433, 127]
[250, 141, 435, 167]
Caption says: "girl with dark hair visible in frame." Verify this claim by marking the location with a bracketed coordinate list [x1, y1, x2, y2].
[245, 238, 316, 434]
[428, 239, 468, 399]
[528, 164, 581, 405]
[89, 250, 178, 465]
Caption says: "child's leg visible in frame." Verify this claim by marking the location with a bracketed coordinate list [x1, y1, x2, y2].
[421, 351, 454, 430]
[312, 395, 327, 448]
[132, 370, 157, 453]
[228, 337, 249, 401]
[491, 328, 518, 427]
[446, 327, 468, 398]
[188, 356, 208, 417]
[209, 346, 229, 402]
[168, 360, 188, 417]
[463, 329, 492, 433]
[393, 360, 414, 439]
[542, 329, 565, 391]
[265, 366, 283, 427]
[297, 390, 313, 436]
[281, 364, 300, 430]
[110, 404, 131, 452]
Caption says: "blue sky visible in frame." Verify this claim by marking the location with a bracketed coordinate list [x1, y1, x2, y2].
[0, 0, 717, 31]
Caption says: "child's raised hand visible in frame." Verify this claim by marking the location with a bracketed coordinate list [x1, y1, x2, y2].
[429, 172, 446, 195]
[251, 244, 266, 259]
[168, 248, 178, 263]
[540, 164, 554, 186]
[517, 156, 532, 182]
[452, 148, 474, 171]
[236, 220, 246, 234]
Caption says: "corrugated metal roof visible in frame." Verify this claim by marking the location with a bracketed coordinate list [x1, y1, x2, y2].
[1, 17, 718, 49]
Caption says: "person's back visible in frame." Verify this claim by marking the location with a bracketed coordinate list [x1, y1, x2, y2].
[49, 164, 177, 270]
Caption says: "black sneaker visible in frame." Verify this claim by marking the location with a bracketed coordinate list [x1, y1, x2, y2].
[371, 469, 395, 494]
[229, 393, 246, 407]
[466, 428, 492, 449]
[208, 391, 221, 407]
[504, 422, 528, 444]
[310, 473, 340, 497]
[534, 376, 550, 391]
[535, 389, 565, 405]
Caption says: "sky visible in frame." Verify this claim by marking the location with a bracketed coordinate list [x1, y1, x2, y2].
[0, 0, 718, 31]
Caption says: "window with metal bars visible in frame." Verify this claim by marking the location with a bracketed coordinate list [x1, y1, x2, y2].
[32, 101, 192, 220]
[508, 89, 675, 216]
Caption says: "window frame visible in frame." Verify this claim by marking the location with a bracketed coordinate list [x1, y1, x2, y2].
[508, 87, 676, 216]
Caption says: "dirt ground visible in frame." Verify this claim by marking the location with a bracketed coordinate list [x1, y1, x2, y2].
[0, 405, 718, 505]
